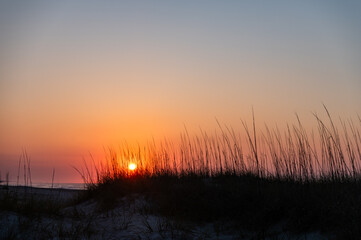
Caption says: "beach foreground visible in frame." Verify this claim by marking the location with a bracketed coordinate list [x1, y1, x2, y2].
[2, 111, 360, 239]
[0, 183, 335, 240]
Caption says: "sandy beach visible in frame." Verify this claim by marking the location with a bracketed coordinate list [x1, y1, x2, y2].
[0, 185, 330, 240]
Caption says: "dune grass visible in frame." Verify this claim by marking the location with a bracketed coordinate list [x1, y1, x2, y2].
[80, 107, 361, 183]
[2, 107, 360, 239]
[75, 107, 361, 238]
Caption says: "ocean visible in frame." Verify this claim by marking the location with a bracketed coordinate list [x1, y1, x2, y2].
[0, 181, 85, 190]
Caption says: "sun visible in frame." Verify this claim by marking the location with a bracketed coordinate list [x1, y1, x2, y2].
[129, 163, 136, 171]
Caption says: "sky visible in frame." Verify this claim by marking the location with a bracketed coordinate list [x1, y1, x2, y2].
[1, 1, 361, 183]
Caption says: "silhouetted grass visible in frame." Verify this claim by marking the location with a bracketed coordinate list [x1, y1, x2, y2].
[78, 107, 361, 238]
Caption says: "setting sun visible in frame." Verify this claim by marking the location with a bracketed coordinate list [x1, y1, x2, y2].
[129, 163, 136, 171]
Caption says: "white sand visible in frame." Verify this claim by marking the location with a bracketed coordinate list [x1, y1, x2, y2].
[0, 186, 330, 240]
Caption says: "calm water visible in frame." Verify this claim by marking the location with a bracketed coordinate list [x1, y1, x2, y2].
[0, 181, 85, 190]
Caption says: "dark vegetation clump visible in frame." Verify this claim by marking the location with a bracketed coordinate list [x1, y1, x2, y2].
[79, 107, 361, 238]
[85, 172, 361, 238]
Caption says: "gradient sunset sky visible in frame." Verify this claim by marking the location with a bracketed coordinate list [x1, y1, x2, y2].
[1, 1, 360, 183]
